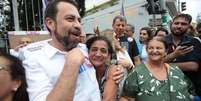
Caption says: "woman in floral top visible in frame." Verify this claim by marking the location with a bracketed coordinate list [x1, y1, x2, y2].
[120, 37, 195, 101]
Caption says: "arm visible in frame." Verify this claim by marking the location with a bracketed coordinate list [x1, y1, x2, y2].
[164, 46, 193, 62]
[176, 61, 199, 72]
[119, 96, 135, 101]
[46, 48, 84, 101]
[133, 56, 141, 65]
[118, 58, 133, 70]
[131, 40, 141, 65]
[103, 65, 118, 101]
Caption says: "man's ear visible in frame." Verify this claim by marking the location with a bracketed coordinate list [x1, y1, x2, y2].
[45, 17, 55, 31]
[12, 80, 22, 92]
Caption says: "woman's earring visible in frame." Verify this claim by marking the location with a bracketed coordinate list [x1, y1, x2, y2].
[13, 87, 18, 91]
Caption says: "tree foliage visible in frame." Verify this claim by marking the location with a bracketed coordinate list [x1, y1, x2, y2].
[75, 0, 86, 17]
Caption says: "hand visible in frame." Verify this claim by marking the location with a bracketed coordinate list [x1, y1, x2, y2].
[173, 45, 194, 57]
[118, 58, 132, 69]
[108, 65, 124, 84]
[93, 26, 100, 36]
[64, 48, 84, 67]
[14, 44, 27, 51]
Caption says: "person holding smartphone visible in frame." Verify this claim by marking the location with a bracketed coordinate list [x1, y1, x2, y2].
[164, 13, 201, 99]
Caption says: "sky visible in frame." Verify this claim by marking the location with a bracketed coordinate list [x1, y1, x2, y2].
[85, 0, 201, 22]
[182, 0, 201, 22]
[85, 0, 110, 10]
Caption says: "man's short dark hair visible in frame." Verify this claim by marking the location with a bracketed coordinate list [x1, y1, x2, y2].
[112, 15, 127, 25]
[173, 13, 192, 24]
[45, 0, 78, 21]
[126, 24, 135, 33]
[155, 27, 169, 36]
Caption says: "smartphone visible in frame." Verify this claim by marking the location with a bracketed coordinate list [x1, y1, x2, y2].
[180, 41, 192, 47]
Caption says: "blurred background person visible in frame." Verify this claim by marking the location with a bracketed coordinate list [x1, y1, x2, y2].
[79, 31, 86, 43]
[0, 52, 29, 101]
[186, 25, 196, 37]
[195, 23, 201, 41]
[9, 37, 32, 57]
[120, 37, 196, 101]
[154, 27, 169, 38]
[125, 24, 141, 65]
[138, 27, 153, 63]
[112, 16, 141, 65]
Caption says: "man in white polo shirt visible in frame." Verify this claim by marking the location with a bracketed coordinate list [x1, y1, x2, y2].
[21, 0, 101, 101]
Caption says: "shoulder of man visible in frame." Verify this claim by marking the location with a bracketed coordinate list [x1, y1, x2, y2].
[20, 39, 50, 58]
[18, 40, 50, 60]
[25, 40, 49, 52]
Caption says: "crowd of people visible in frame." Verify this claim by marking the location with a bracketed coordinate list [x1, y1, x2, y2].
[1, 0, 201, 101]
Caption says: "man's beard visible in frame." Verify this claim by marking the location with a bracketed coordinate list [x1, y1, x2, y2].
[171, 28, 186, 37]
[54, 28, 79, 51]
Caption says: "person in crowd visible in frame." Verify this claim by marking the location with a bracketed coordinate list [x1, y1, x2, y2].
[120, 37, 196, 101]
[100, 29, 134, 95]
[125, 24, 141, 62]
[195, 23, 201, 41]
[154, 27, 169, 38]
[20, 0, 102, 101]
[20, 0, 123, 101]
[0, 52, 29, 101]
[79, 31, 86, 43]
[164, 13, 201, 98]
[125, 24, 135, 38]
[186, 25, 196, 37]
[10, 37, 32, 57]
[138, 27, 153, 63]
[86, 33, 96, 41]
[86, 36, 126, 100]
[100, 29, 134, 71]
[112, 16, 141, 65]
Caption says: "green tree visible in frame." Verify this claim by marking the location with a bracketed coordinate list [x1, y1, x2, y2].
[76, 0, 86, 17]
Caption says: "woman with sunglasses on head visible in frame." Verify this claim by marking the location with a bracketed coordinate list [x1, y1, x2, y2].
[0, 52, 29, 101]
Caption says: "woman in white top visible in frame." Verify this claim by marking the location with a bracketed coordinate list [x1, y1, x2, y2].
[139, 27, 153, 63]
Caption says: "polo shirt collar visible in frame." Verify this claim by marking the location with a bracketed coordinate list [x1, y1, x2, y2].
[43, 39, 66, 59]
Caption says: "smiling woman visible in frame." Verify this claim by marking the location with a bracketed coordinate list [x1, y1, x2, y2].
[120, 37, 196, 101]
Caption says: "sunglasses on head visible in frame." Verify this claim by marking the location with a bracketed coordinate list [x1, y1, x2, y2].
[0, 65, 9, 72]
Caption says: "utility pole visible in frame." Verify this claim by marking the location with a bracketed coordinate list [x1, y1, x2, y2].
[12, 0, 20, 31]
[150, 0, 156, 27]
[159, 0, 168, 28]
[178, 0, 180, 12]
